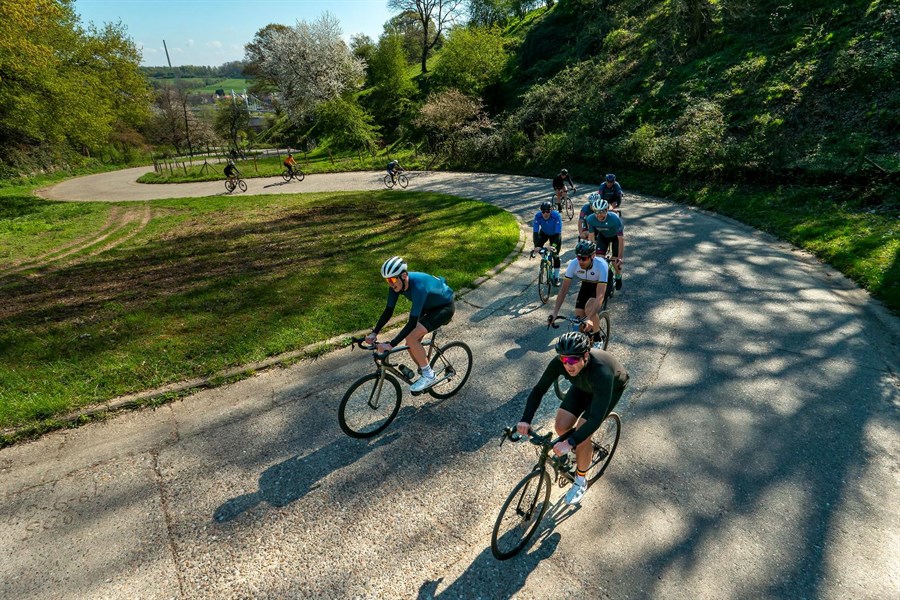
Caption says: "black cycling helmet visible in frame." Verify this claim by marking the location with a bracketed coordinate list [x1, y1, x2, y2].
[540, 200, 553, 212]
[575, 239, 596, 257]
[556, 331, 591, 356]
[605, 173, 616, 182]
[561, 168, 569, 176]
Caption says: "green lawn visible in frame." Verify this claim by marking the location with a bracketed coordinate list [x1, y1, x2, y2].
[0, 187, 519, 438]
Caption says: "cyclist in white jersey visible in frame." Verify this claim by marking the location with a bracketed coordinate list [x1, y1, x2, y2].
[547, 239, 609, 336]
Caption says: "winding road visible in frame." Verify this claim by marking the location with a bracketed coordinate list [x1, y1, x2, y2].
[2, 169, 897, 599]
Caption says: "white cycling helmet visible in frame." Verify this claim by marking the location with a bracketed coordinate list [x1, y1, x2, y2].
[587, 191, 601, 204]
[381, 256, 407, 279]
[591, 197, 610, 213]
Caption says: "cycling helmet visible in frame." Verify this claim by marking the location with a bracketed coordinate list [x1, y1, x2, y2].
[227, 159, 235, 165]
[381, 256, 407, 279]
[561, 169, 568, 176]
[591, 197, 610, 213]
[540, 200, 553, 212]
[587, 191, 601, 204]
[575, 239, 596, 257]
[605, 173, 616, 182]
[556, 331, 591, 356]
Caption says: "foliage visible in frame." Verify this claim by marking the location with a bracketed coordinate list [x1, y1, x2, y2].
[213, 97, 252, 152]
[388, 0, 465, 73]
[364, 32, 419, 138]
[431, 25, 510, 96]
[144, 86, 219, 154]
[415, 89, 491, 159]
[315, 97, 380, 155]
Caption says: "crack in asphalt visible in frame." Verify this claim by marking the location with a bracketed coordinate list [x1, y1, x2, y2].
[152, 449, 185, 599]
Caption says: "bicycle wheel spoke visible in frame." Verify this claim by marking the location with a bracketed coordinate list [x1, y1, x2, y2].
[338, 373, 402, 438]
[491, 470, 550, 560]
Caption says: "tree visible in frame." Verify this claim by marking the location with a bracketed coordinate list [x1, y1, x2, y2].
[415, 89, 489, 158]
[432, 26, 508, 96]
[387, 0, 464, 73]
[315, 97, 380, 158]
[214, 97, 251, 152]
[244, 23, 291, 94]
[247, 13, 365, 120]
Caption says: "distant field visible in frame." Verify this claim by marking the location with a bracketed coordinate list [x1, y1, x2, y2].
[145, 77, 249, 94]
[195, 78, 249, 93]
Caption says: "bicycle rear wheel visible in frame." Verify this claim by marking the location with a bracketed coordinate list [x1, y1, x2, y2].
[225, 180, 235, 193]
[383, 174, 395, 189]
[428, 341, 473, 399]
[491, 469, 551, 560]
[338, 372, 402, 438]
[237, 179, 247, 192]
[585, 412, 620, 485]
[281, 169, 292, 182]
[553, 375, 571, 400]
[593, 312, 611, 350]
[564, 197, 574, 220]
[397, 173, 409, 189]
[538, 262, 551, 304]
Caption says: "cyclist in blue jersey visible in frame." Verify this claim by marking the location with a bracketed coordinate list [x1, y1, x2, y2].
[533, 200, 563, 286]
[584, 196, 625, 290]
[365, 256, 456, 392]
[599, 174, 624, 213]
[387, 160, 404, 183]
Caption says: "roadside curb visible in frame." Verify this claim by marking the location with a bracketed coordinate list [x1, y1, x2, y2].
[1, 214, 528, 442]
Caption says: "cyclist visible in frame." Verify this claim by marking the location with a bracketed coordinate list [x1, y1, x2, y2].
[599, 174, 624, 213]
[585, 196, 625, 291]
[283, 153, 297, 177]
[365, 256, 456, 393]
[533, 200, 563, 286]
[577, 194, 595, 240]
[516, 331, 629, 505]
[547, 239, 609, 339]
[224, 160, 239, 183]
[387, 159, 404, 183]
[552, 168, 576, 212]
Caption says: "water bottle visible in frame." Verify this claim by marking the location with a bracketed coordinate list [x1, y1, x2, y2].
[399, 364, 415, 380]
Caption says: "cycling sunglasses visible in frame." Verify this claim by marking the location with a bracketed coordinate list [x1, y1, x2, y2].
[560, 355, 582, 365]
[577, 254, 593, 262]
[385, 276, 400, 285]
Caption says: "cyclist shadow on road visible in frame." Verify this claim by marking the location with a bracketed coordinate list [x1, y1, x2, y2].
[416, 532, 561, 599]
[262, 180, 295, 189]
[212, 431, 401, 523]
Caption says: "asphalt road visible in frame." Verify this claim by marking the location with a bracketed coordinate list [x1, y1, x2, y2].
[2, 170, 897, 599]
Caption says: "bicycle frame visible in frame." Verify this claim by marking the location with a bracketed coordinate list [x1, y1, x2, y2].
[353, 330, 453, 390]
[501, 429, 574, 488]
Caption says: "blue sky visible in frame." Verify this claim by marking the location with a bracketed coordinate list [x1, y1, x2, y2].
[74, 0, 393, 67]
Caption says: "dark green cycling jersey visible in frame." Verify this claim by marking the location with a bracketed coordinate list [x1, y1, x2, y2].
[521, 349, 628, 446]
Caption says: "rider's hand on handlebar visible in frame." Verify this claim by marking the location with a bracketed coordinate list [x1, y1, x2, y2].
[553, 439, 574, 456]
[516, 422, 530, 437]
[364, 332, 377, 345]
[376, 342, 392, 354]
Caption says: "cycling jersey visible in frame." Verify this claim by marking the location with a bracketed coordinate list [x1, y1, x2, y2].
[553, 174, 574, 190]
[224, 165, 237, 177]
[563, 256, 608, 284]
[599, 182, 623, 203]
[533, 210, 562, 236]
[585, 211, 624, 239]
[578, 202, 593, 232]
[521, 349, 629, 446]
[284, 156, 296, 167]
[374, 272, 455, 347]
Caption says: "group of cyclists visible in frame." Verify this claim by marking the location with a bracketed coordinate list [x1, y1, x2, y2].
[364, 169, 630, 507]
[223, 154, 406, 191]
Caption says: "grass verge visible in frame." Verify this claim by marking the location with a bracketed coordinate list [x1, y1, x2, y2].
[0, 187, 519, 435]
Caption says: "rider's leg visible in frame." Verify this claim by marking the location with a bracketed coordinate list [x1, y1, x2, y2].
[404, 323, 430, 371]
[408, 302, 455, 391]
[554, 409, 592, 473]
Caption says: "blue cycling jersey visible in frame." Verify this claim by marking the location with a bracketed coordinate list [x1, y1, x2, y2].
[585, 211, 624, 238]
[386, 272, 454, 317]
[533, 210, 562, 236]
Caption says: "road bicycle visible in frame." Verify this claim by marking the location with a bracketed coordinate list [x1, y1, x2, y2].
[224, 176, 247, 193]
[530, 246, 559, 305]
[384, 171, 409, 189]
[281, 167, 306, 183]
[556, 187, 575, 221]
[338, 330, 473, 438]
[491, 417, 620, 560]
[548, 314, 611, 399]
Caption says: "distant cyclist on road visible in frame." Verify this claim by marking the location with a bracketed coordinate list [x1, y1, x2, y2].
[516, 331, 629, 505]
[365, 256, 456, 393]
[552, 168, 576, 212]
[585, 195, 625, 290]
[224, 160, 240, 182]
[387, 160, 404, 184]
[533, 200, 563, 286]
[599, 174, 624, 213]
[283, 153, 297, 176]
[548, 239, 609, 339]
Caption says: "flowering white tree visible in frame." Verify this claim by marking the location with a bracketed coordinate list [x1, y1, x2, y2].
[258, 13, 366, 119]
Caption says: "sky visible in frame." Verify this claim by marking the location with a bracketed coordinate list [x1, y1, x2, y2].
[73, 0, 394, 67]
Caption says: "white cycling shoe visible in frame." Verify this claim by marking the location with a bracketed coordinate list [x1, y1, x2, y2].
[410, 373, 437, 393]
[565, 478, 588, 505]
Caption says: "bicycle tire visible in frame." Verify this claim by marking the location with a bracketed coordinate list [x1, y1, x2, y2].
[491, 469, 551, 560]
[224, 180, 235, 193]
[281, 169, 292, 182]
[383, 174, 395, 189]
[538, 261, 551, 304]
[594, 312, 611, 350]
[564, 197, 574, 220]
[338, 372, 402, 438]
[427, 341, 473, 399]
[237, 180, 247, 192]
[295, 169, 305, 182]
[586, 412, 620, 485]
[398, 173, 409, 189]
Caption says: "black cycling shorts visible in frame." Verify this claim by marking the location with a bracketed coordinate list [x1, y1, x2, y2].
[595, 235, 620, 259]
[575, 281, 600, 310]
[560, 379, 627, 423]
[418, 301, 455, 332]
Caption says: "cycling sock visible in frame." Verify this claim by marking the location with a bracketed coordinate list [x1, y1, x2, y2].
[421, 366, 435, 378]
[575, 468, 587, 479]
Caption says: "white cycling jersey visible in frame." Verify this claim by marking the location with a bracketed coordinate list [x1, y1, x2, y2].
[563, 256, 608, 283]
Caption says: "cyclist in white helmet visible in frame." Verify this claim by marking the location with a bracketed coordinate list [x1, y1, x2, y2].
[584, 197, 625, 290]
[365, 256, 456, 392]
[577, 191, 602, 239]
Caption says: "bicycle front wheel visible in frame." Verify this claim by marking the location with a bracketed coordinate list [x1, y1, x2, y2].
[338, 372, 402, 438]
[585, 412, 620, 485]
[538, 262, 551, 304]
[397, 173, 409, 189]
[237, 179, 247, 192]
[295, 169, 305, 182]
[491, 469, 551, 560]
[383, 174, 395, 189]
[564, 197, 574, 220]
[428, 341, 473, 399]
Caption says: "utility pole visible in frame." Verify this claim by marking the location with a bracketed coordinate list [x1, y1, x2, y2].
[164, 39, 193, 157]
